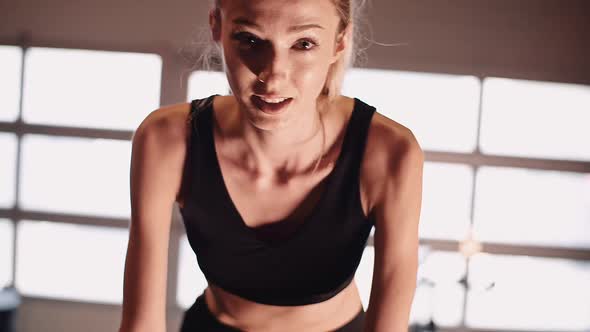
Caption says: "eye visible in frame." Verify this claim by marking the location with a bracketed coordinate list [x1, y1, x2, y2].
[231, 32, 261, 49]
[294, 39, 317, 51]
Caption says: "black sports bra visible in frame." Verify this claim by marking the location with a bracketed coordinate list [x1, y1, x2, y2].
[179, 95, 376, 306]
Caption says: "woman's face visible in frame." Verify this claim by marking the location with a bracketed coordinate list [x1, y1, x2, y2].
[212, 0, 346, 130]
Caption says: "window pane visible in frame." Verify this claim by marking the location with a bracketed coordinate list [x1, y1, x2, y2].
[466, 254, 590, 331]
[358, 245, 466, 326]
[414, 249, 466, 327]
[22, 47, 161, 130]
[420, 162, 473, 240]
[480, 77, 590, 161]
[0, 219, 14, 288]
[187, 70, 230, 101]
[0, 45, 22, 122]
[342, 68, 480, 152]
[177, 234, 209, 309]
[0, 133, 17, 208]
[474, 167, 590, 249]
[16, 220, 128, 304]
[354, 246, 374, 310]
[20, 135, 131, 218]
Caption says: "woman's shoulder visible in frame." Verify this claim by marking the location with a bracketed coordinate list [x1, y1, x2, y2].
[130, 101, 196, 207]
[135, 101, 193, 146]
[331, 95, 420, 157]
[361, 99, 421, 156]
[131, 102, 194, 184]
[359, 98, 424, 209]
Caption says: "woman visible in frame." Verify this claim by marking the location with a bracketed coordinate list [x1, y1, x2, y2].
[119, 0, 424, 331]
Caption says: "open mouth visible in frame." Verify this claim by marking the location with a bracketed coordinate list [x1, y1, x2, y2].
[251, 95, 293, 114]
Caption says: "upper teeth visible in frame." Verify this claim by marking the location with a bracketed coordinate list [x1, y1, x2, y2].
[260, 97, 288, 103]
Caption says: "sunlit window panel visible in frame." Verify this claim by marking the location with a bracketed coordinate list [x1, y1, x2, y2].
[466, 254, 590, 331]
[15, 220, 128, 304]
[354, 245, 374, 310]
[474, 167, 590, 249]
[418, 249, 466, 284]
[0, 219, 14, 288]
[342, 68, 480, 152]
[0, 133, 17, 208]
[22, 47, 161, 130]
[410, 285, 433, 326]
[177, 234, 210, 309]
[20, 135, 131, 218]
[362, 245, 466, 326]
[0, 45, 22, 122]
[413, 249, 466, 327]
[480, 77, 590, 161]
[419, 162, 473, 240]
[187, 70, 230, 101]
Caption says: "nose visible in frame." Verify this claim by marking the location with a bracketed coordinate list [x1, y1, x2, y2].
[257, 47, 288, 90]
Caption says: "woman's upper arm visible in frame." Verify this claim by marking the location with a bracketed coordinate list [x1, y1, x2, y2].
[119, 106, 189, 332]
[362, 117, 424, 331]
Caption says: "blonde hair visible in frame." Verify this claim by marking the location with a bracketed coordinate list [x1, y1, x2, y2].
[185, 0, 365, 102]
[324, 0, 357, 100]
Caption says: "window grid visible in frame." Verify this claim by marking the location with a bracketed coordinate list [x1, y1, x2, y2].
[0, 44, 589, 332]
[10, 43, 26, 287]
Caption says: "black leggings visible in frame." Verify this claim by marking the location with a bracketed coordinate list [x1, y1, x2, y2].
[180, 292, 366, 332]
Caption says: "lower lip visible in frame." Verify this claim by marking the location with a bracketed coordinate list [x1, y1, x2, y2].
[251, 95, 293, 114]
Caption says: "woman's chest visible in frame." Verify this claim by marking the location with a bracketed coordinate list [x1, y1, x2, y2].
[219, 160, 333, 240]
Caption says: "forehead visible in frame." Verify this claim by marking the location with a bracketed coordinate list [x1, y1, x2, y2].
[221, 0, 340, 29]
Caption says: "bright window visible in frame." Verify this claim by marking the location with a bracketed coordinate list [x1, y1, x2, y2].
[466, 254, 590, 330]
[20, 135, 131, 218]
[413, 249, 466, 326]
[15, 220, 128, 304]
[187, 70, 230, 101]
[355, 245, 467, 326]
[474, 167, 590, 249]
[420, 162, 473, 240]
[0, 219, 14, 288]
[342, 68, 480, 152]
[354, 245, 374, 310]
[176, 234, 210, 309]
[0, 133, 17, 208]
[0, 45, 22, 122]
[22, 47, 161, 131]
[480, 77, 590, 161]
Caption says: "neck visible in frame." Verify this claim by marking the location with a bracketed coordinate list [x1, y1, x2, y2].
[236, 101, 326, 178]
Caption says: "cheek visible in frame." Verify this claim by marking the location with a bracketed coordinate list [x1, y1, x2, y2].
[222, 48, 253, 92]
[293, 55, 332, 92]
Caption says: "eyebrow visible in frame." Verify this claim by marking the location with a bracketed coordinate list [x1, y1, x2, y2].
[232, 17, 325, 32]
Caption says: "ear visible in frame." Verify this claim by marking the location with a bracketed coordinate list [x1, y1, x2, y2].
[209, 8, 222, 42]
[331, 23, 352, 64]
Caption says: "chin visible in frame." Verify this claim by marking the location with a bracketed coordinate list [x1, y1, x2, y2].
[251, 111, 292, 131]
[242, 106, 293, 131]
